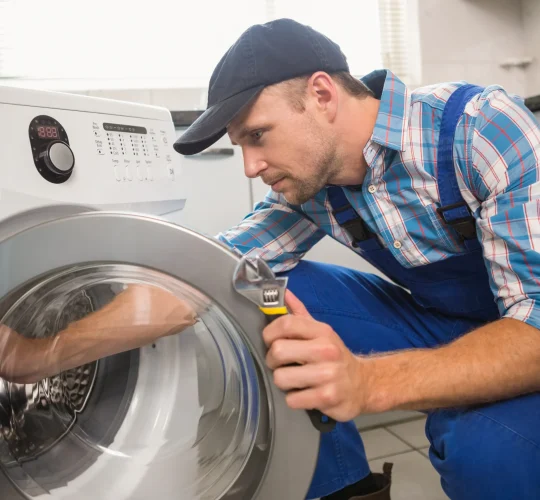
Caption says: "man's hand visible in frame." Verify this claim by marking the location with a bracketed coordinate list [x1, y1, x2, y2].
[263, 290, 367, 422]
[0, 284, 199, 384]
[108, 284, 199, 339]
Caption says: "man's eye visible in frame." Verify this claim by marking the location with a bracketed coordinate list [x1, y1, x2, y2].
[251, 130, 264, 141]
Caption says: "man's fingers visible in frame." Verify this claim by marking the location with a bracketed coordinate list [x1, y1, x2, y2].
[284, 290, 311, 317]
[267, 339, 308, 369]
[262, 315, 330, 346]
[284, 386, 335, 414]
[274, 364, 313, 391]
[266, 338, 342, 369]
[273, 362, 338, 391]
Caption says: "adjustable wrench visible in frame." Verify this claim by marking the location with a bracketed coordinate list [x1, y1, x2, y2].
[232, 255, 336, 433]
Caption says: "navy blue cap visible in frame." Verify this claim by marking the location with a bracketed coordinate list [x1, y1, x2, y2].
[173, 18, 349, 155]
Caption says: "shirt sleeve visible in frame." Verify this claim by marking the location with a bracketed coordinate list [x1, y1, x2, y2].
[466, 89, 540, 329]
[216, 189, 326, 273]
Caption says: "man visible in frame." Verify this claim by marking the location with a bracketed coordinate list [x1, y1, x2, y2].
[174, 18, 540, 500]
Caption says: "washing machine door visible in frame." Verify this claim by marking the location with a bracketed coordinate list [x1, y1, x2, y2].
[0, 207, 319, 500]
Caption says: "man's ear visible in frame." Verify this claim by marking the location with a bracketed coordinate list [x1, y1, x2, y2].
[306, 71, 338, 122]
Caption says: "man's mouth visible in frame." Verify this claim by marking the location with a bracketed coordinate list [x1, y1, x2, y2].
[265, 177, 285, 188]
[271, 178, 286, 190]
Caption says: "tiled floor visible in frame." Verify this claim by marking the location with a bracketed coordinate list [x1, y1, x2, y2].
[313, 413, 449, 499]
[362, 415, 448, 500]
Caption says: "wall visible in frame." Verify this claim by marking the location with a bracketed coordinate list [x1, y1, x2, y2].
[74, 87, 207, 111]
[522, 0, 540, 97]
[417, 0, 530, 96]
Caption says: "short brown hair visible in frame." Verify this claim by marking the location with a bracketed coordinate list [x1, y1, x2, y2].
[277, 71, 374, 112]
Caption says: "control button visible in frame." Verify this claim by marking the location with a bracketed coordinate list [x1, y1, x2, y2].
[97, 149, 105, 155]
[147, 166, 154, 181]
[137, 166, 145, 180]
[393, 240, 402, 249]
[114, 165, 123, 181]
[125, 165, 133, 181]
[48, 142, 74, 172]
[368, 184, 377, 194]
[162, 136, 168, 144]
[167, 165, 175, 180]
[38, 141, 75, 177]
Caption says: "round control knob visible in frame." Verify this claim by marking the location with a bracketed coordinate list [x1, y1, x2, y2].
[38, 141, 75, 176]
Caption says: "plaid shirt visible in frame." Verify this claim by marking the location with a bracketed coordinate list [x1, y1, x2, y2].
[217, 69, 540, 330]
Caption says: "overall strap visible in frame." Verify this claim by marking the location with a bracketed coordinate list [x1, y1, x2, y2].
[327, 186, 372, 246]
[327, 84, 484, 249]
[436, 84, 484, 240]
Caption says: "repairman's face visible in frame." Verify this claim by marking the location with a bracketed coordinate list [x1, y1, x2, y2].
[228, 76, 340, 205]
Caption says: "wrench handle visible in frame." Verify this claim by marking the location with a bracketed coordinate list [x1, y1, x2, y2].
[260, 306, 288, 321]
[260, 307, 337, 433]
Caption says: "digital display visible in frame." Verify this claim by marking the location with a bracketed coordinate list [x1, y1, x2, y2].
[37, 125, 60, 139]
[103, 123, 147, 135]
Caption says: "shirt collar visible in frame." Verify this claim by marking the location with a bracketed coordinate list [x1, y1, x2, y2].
[361, 69, 410, 152]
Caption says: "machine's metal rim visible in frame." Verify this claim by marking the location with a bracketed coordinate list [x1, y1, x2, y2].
[0, 209, 320, 500]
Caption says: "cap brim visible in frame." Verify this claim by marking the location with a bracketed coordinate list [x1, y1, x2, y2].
[173, 85, 264, 155]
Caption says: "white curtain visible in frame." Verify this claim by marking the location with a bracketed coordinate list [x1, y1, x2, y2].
[0, 0, 414, 89]
[378, 0, 414, 84]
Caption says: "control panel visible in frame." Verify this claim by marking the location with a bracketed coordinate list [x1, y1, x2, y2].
[0, 84, 185, 220]
[93, 121, 176, 184]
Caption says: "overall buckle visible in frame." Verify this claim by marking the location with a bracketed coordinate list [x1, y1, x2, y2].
[436, 201, 477, 240]
[331, 205, 371, 246]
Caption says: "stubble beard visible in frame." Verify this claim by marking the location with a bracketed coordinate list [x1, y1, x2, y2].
[285, 137, 340, 205]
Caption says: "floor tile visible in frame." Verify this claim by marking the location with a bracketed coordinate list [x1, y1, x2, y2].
[388, 416, 430, 449]
[362, 428, 412, 461]
[370, 451, 448, 500]
[355, 410, 421, 430]
[419, 446, 430, 459]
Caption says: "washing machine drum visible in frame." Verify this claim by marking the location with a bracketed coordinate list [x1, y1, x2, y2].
[0, 207, 319, 500]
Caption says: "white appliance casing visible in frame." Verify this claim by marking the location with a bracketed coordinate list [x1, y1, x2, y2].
[0, 85, 186, 221]
[0, 86, 202, 498]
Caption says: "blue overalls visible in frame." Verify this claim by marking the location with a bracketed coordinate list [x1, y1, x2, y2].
[281, 85, 540, 499]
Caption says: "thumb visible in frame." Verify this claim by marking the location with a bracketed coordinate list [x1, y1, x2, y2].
[284, 290, 311, 317]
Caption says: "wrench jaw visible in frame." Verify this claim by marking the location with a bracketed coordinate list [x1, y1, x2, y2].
[232, 256, 288, 309]
[253, 255, 278, 280]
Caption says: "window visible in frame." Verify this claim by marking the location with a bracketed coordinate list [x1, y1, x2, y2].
[0, 0, 418, 90]
[378, 0, 421, 86]
[0, 0, 267, 89]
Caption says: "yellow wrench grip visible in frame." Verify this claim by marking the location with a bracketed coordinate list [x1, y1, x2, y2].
[259, 306, 288, 316]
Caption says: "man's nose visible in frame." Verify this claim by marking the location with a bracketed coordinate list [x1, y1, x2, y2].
[242, 148, 268, 178]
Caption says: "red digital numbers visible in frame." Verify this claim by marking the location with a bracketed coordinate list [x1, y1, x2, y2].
[37, 126, 59, 139]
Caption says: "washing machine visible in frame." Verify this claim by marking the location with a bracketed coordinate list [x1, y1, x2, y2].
[0, 86, 319, 499]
